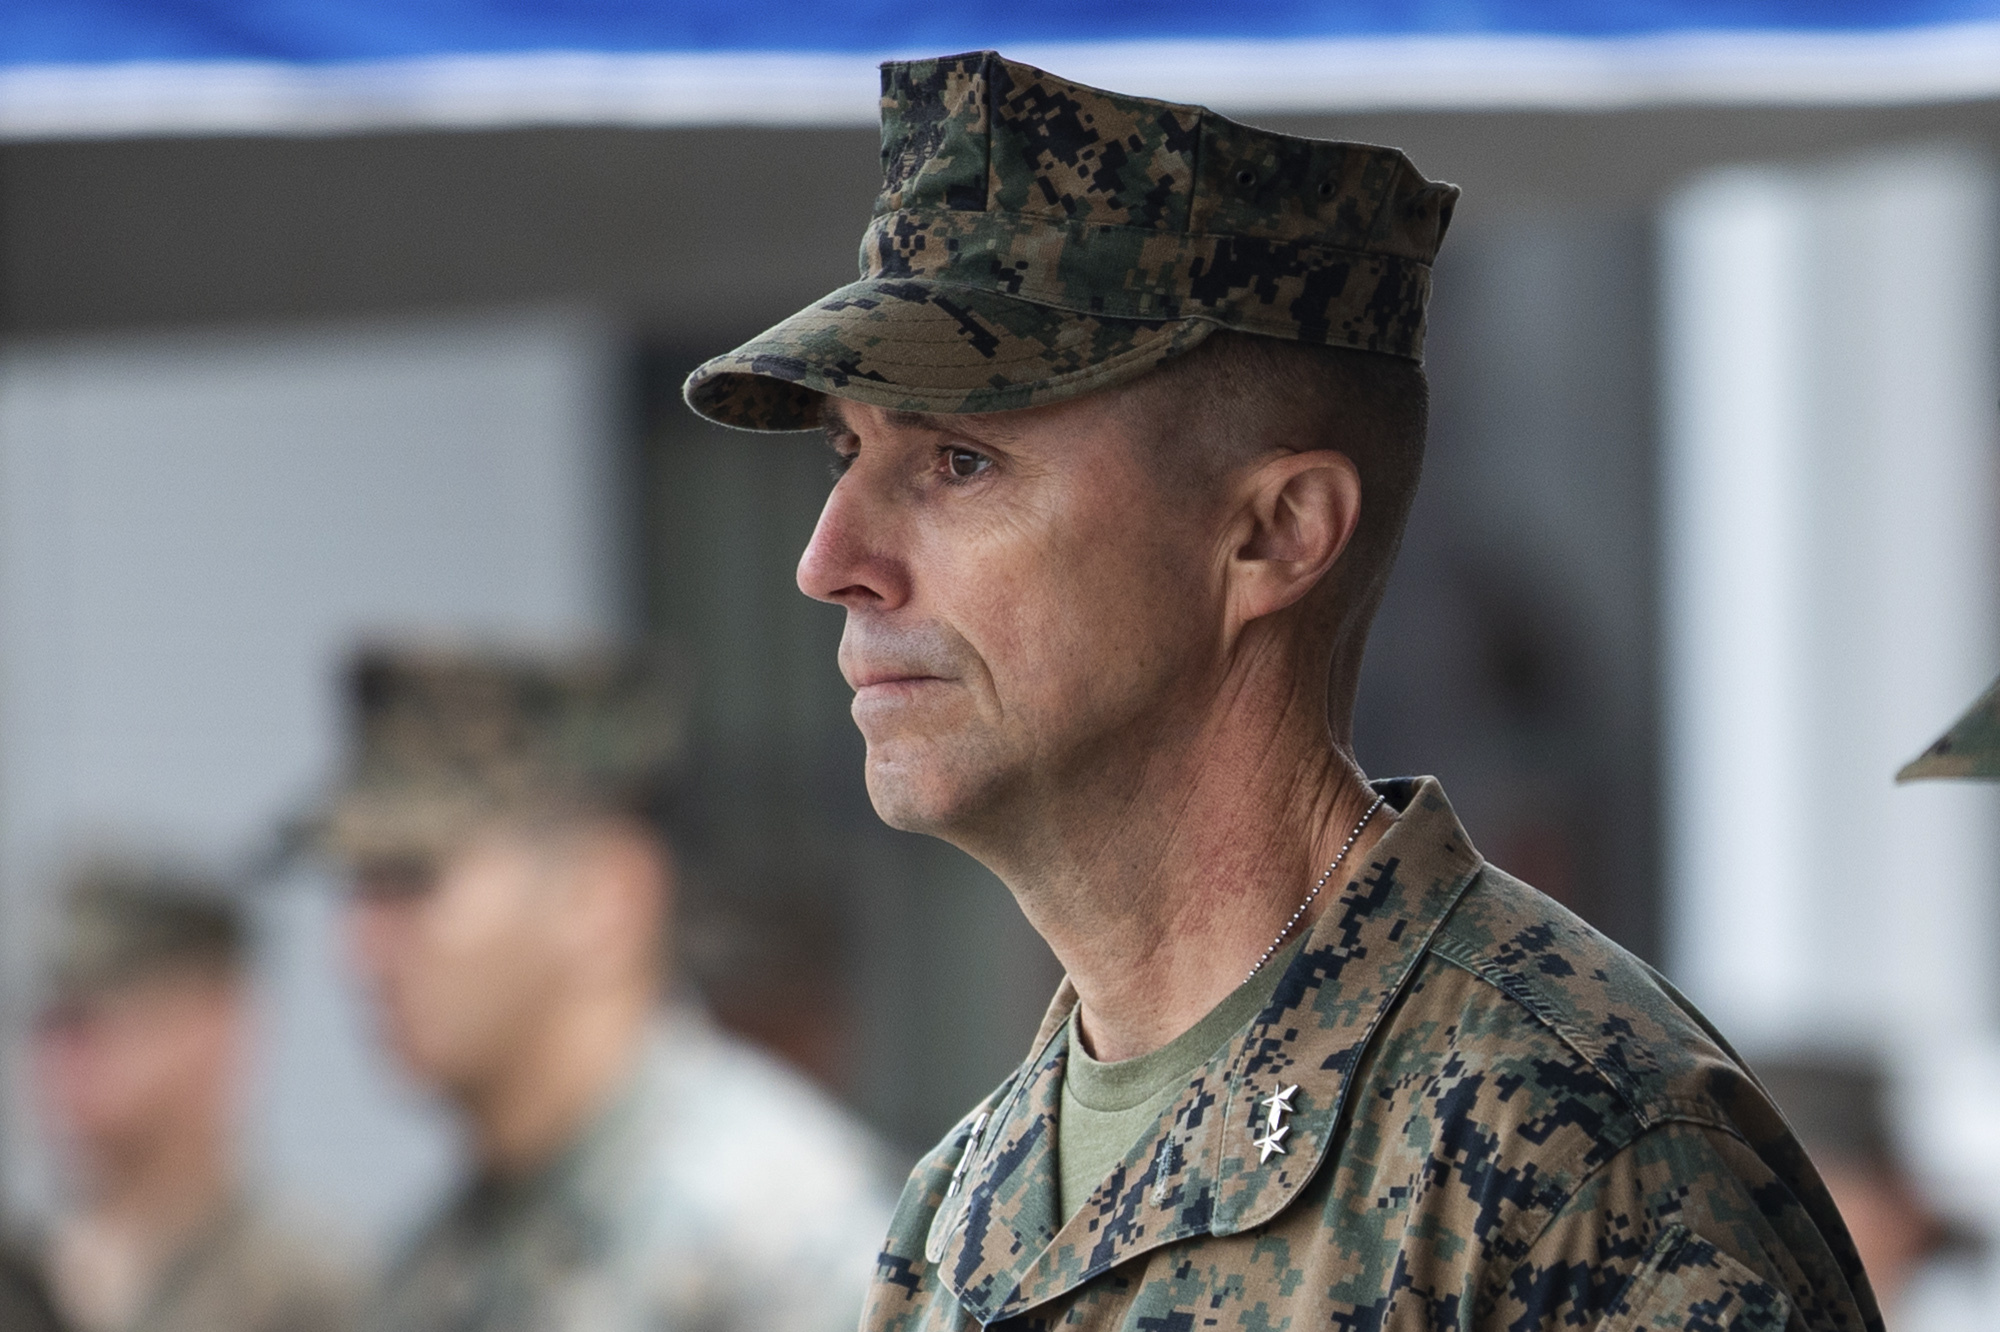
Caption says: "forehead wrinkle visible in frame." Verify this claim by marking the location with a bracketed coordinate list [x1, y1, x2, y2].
[818, 399, 936, 440]
[820, 398, 1032, 446]
[886, 408, 1032, 447]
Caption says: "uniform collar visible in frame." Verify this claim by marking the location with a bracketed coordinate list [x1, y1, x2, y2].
[925, 776, 1484, 1324]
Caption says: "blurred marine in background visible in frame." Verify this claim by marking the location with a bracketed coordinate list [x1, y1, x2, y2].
[684, 51, 1880, 1332]
[318, 645, 894, 1332]
[1755, 1056, 1971, 1321]
[30, 865, 356, 1332]
[1879, 677, 2000, 1318]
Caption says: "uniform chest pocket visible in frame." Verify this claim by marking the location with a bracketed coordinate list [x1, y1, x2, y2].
[1601, 1224, 1792, 1331]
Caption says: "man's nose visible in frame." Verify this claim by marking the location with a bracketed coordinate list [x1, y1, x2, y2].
[797, 473, 908, 609]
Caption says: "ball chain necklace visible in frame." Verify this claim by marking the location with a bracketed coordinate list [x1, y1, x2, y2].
[1244, 792, 1388, 983]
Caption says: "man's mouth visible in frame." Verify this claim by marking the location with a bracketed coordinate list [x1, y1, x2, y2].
[848, 671, 956, 723]
[849, 669, 945, 690]
[850, 675, 951, 706]
[838, 621, 963, 697]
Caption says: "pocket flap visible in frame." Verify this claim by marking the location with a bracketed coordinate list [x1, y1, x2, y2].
[1603, 1224, 1792, 1331]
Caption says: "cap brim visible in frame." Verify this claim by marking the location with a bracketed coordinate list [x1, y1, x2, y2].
[305, 790, 500, 867]
[1897, 675, 2000, 781]
[683, 278, 1218, 432]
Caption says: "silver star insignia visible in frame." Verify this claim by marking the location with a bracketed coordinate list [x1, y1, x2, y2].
[945, 1110, 989, 1197]
[1260, 1084, 1299, 1130]
[1253, 1124, 1290, 1163]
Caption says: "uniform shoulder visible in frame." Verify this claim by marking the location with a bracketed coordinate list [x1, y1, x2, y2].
[173, 1203, 361, 1332]
[634, 1011, 900, 1219]
[1422, 863, 1747, 1133]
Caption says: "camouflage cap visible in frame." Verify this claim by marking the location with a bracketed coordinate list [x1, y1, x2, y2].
[1898, 675, 2000, 781]
[683, 51, 1459, 432]
[47, 862, 244, 1003]
[318, 644, 686, 864]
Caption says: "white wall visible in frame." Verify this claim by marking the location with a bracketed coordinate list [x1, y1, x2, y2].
[1664, 146, 2000, 1052]
[1662, 146, 2000, 1323]
[0, 309, 620, 1246]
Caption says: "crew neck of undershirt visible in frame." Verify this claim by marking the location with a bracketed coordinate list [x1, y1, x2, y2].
[1065, 931, 1307, 1113]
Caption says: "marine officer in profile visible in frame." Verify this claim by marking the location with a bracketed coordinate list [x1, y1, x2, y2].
[316, 644, 894, 1332]
[683, 51, 1882, 1331]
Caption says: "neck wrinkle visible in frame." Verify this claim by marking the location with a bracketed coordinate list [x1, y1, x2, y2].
[1007, 653, 1388, 1065]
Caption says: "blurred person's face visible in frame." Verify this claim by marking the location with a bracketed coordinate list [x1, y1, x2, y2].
[32, 970, 243, 1185]
[796, 396, 1222, 841]
[344, 820, 665, 1102]
[1816, 1159, 1946, 1309]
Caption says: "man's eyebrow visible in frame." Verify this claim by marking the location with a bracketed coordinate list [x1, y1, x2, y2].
[819, 399, 1022, 445]
[886, 408, 1023, 444]
[820, 397, 853, 443]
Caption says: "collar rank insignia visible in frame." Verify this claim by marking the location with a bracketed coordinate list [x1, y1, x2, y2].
[947, 1111, 989, 1197]
[1253, 1084, 1298, 1164]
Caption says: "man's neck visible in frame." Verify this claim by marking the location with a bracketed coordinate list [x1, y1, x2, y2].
[467, 986, 655, 1180]
[84, 1124, 232, 1237]
[982, 679, 1394, 1064]
[56, 1133, 232, 1332]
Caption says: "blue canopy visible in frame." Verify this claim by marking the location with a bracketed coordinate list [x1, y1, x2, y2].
[7, 1, 2000, 137]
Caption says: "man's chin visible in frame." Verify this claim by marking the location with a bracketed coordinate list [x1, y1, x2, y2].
[863, 773, 956, 837]
[862, 747, 992, 839]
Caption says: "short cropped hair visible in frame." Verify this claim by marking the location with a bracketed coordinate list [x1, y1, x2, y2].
[1127, 333, 1429, 733]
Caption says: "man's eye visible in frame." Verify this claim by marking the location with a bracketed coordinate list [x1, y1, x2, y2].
[944, 447, 992, 479]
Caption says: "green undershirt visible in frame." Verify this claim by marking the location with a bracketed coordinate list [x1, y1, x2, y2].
[1057, 933, 1306, 1222]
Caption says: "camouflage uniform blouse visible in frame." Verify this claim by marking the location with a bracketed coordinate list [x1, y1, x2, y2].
[865, 778, 1882, 1331]
[373, 1008, 896, 1332]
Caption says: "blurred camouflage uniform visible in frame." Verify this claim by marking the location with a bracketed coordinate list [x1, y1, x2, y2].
[1898, 676, 2000, 779]
[322, 646, 895, 1332]
[371, 1005, 892, 1332]
[113, 1201, 353, 1332]
[685, 52, 1881, 1332]
[41, 868, 356, 1332]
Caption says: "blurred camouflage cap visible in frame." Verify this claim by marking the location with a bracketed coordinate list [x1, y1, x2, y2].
[683, 50, 1458, 431]
[48, 862, 244, 1002]
[318, 644, 686, 864]
[1752, 1055, 1896, 1169]
[1898, 675, 2000, 781]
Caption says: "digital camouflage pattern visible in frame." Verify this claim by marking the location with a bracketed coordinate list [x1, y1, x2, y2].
[1897, 675, 2000, 780]
[868, 779, 1881, 1332]
[684, 51, 1458, 432]
[318, 644, 684, 863]
[371, 1007, 895, 1332]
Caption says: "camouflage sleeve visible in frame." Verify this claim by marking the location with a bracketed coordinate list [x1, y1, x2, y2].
[1491, 1120, 1870, 1332]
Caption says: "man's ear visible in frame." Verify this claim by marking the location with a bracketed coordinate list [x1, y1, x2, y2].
[1224, 450, 1362, 632]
